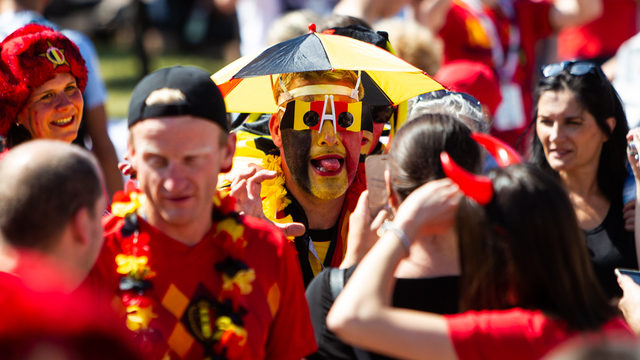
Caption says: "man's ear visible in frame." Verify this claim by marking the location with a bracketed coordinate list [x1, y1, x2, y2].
[70, 207, 91, 247]
[220, 132, 236, 173]
[270, 113, 283, 147]
[127, 136, 137, 170]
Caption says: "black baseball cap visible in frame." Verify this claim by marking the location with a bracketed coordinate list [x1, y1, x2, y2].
[127, 66, 228, 131]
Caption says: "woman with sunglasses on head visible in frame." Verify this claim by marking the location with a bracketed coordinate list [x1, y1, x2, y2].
[327, 161, 634, 360]
[529, 61, 636, 299]
[0, 24, 87, 159]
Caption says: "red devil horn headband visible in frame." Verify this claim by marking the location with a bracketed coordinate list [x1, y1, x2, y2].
[441, 132, 521, 205]
[470, 132, 522, 167]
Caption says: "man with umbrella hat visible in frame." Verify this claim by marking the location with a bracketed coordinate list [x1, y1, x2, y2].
[230, 68, 371, 287]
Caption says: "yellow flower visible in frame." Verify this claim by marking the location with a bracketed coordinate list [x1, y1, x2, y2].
[214, 218, 245, 245]
[112, 192, 145, 217]
[126, 305, 158, 331]
[213, 316, 248, 346]
[260, 154, 291, 218]
[116, 254, 149, 276]
[222, 268, 255, 295]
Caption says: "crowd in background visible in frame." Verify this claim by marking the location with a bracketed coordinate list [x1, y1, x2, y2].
[3, 0, 640, 359]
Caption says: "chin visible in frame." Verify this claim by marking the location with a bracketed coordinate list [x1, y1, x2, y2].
[308, 171, 349, 200]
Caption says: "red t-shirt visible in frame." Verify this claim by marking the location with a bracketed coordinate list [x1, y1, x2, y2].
[85, 214, 317, 360]
[0, 256, 139, 359]
[446, 308, 634, 360]
[439, 0, 554, 147]
[557, 0, 637, 60]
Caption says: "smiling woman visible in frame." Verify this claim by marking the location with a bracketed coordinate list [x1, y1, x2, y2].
[0, 24, 87, 156]
[528, 61, 637, 298]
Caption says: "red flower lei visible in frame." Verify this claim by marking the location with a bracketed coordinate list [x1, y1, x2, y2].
[111, 187, 255, 359]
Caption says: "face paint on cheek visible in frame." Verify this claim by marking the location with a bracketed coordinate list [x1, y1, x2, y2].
[29, 111, 43, 138]
[282, 129, 312, 194]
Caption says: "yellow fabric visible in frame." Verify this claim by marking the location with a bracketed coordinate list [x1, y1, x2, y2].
[308, 240, 331, 277]
[211, 32, 444, 114]
[390, 100, 409, 141]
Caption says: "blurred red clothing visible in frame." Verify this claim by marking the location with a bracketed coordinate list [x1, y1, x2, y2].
[557, 0, 637, 60]
[0, 252, 139, 360]
[439, 0, 554, 148]
[447, 307, 635, 360]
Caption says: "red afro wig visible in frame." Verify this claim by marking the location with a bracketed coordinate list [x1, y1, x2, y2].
[0, 24, 88, 137]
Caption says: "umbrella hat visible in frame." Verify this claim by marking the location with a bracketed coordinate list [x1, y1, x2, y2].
[212, 25, 444, 113]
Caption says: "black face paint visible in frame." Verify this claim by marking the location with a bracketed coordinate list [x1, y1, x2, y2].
[281, 128, 312, 195]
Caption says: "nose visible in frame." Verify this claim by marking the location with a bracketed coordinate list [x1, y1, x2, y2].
[318, 120, 339, 146]
[55, 92, 74, 112]
[162, 163, 187, 193]
[548, 122, 565, 144]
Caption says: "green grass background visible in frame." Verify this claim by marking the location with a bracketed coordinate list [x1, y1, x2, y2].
[98, 46, 228, 119]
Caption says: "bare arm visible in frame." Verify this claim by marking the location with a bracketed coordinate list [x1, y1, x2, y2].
[327, 179, 461, 360]
[550, 0, 603, 30]
[414, 0, 453, 34]
[83, 104, 123, 198]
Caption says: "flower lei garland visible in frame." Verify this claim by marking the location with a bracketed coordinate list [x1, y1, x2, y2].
[111, 188, 255, 359]
[260, 155, 295, 234]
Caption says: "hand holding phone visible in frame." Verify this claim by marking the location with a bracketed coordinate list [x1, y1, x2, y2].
[615, 268, 640, 285]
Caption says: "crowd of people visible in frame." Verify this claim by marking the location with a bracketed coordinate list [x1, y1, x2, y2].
[3, 0, 640, 359]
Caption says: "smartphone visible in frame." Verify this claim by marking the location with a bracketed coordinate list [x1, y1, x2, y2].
[365, 154, 388, 217]
[615, 268, 640, 285]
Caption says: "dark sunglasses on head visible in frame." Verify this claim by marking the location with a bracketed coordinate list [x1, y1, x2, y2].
[541, 61, 599, 78]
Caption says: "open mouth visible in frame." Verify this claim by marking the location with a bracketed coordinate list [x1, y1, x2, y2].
[310, 154, 345, 176]
[50, 116, 74, 127]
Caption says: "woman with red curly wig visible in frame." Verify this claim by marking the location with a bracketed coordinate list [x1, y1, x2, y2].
[0, 24, 87, 158]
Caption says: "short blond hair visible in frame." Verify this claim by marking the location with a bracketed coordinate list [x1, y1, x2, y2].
[273, 70, 365, 103]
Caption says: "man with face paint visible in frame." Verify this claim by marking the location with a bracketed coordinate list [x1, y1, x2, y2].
[234, 69, 371, 287]
[276, 70, 370, 286]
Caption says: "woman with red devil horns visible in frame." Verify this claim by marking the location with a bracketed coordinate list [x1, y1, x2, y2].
[326, 121, 633, 360]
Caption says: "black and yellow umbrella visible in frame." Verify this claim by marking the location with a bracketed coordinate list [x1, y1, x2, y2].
[212, 24, 444, 114]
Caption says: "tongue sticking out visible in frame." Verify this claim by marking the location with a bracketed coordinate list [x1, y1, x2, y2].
[315, 158, 341, 172]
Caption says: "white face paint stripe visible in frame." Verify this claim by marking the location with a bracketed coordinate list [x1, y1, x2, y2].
[318, 95, 337, 134]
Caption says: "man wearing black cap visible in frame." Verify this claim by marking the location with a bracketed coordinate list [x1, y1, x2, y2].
[84, 66, 316, 360]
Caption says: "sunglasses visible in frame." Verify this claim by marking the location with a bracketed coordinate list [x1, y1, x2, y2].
[280, 96, 373, 133]
[540, 61, 600, 78]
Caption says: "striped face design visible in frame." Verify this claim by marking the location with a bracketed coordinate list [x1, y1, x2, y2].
[280, 96, 372, 133]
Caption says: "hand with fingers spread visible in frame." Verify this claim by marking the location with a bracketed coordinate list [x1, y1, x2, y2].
[229, 163, 306, 238]
[393, 179, 462, 241]
[341, 191, 390, 268]
[618, 274, 640, 336]
[229, 163, 275, 218]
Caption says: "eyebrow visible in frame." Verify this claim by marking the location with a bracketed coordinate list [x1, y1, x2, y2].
[33, 81, 77, 97]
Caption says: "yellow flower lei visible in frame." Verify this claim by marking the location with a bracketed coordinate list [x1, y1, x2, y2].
[260, 155, 294, 223]
[259, 155, 297, 241]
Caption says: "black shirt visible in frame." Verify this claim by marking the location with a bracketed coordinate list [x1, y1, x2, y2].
[305, 265, 459, 360]
[584, 197, 638, 298]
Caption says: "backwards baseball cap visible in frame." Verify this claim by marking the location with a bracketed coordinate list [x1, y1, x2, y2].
[0, 24, 88, 137]
[128, 66, 228, 131]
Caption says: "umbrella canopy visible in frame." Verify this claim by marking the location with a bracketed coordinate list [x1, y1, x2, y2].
[212, 26, 444, 113]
